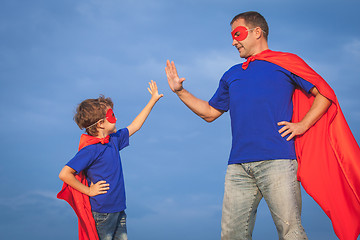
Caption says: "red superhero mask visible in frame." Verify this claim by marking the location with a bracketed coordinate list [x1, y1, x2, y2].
[106, 108, 117, 123]
[231, 26, 252, 41]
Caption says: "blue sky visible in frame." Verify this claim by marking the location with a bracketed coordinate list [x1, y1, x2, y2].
[1, 0, 360, 239]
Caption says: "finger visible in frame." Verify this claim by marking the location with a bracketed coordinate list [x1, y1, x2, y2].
[286, 133, 296, 141]
[171, 61, 177, 74]
[171, 61, 179, 76]
[151, 80, 157, 90]
[166, 60, 173, 74]
[277, 121, 288, 126]
[165, 63, 169, 74]
[278, 126, 289, 134]
[165, 67, 171, 79]
[147, 87, 152, 94]
[281, 129, 292, 137]
[96, 180, 107, 185]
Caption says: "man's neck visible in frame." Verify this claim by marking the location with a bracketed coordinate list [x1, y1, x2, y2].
[250, 41, 269, 57]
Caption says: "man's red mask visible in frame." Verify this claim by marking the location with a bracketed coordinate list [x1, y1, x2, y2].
[231, 26, 250, 41]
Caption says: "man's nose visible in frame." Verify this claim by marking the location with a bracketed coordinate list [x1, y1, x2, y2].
[232, 38, 238, 46]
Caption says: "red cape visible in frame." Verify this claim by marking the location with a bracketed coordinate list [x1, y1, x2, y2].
[245, 49, 360, 240]
[57, 134, 109, 240]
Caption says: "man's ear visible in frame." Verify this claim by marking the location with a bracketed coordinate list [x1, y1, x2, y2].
[255, 27, 263, 40]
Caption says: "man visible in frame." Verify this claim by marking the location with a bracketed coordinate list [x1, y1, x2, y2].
[165, 11, 360, 240]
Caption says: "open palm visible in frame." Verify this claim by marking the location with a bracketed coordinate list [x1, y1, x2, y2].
[165, 60, 185, 92]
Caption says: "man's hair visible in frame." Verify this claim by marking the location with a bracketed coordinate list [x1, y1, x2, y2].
[74, 95, 114, 136]
[230, 11, 269, 41]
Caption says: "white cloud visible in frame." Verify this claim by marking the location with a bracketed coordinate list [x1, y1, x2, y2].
[0, 190, 61, 210]
[343, 38, 360, 58]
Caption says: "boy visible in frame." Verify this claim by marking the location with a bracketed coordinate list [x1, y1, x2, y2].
[58, 80, 163, 240]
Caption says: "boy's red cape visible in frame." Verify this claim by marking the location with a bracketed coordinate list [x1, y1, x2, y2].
[243, 49, 360, 240]
[57, 134, 110, 240]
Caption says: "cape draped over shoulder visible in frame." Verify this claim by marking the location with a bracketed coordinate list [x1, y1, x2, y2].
[57, 134, 110, 240]
[243, 49, 360, 240]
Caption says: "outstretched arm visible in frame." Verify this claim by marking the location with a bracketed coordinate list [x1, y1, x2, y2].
[59, 166, 110, 197]
[127, 80, 163, 137]
[165, 60, 224, 122]
[278, 87, 332, 141]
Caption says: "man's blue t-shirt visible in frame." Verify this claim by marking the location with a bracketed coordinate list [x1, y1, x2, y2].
[66, 128, 130, 213]
[209, 60, 314, 164]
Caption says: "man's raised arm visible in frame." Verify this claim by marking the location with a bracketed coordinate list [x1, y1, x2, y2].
[165, 60, 224, 122]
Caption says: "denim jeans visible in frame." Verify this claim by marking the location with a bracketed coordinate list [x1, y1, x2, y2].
[221, 159, 308, 240]
[92, 211, 127, 240]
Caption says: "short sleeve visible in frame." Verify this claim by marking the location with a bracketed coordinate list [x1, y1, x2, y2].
[111, 128, 130, 151]
[291, 73, 314, 93]
[209, 79, 230, 111]
[66, 148, 96, 174]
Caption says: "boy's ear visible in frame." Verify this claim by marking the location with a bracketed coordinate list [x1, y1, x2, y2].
[97, 119, 105, 129]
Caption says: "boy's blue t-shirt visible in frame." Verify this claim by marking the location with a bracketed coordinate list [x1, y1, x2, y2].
[209, 60, 314, 164]
[66, 128, 130, 213]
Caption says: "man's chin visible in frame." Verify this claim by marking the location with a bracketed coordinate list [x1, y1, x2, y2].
[239, 53, 247, 59]
[238, 49, 247, 59]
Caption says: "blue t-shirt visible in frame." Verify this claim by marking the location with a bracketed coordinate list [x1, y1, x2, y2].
[66, 128, 130, 213]
[209, 60, 314, 164]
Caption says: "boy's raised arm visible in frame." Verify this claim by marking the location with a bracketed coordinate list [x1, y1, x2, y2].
[127, 80, 163, 137]
[59, 165, 110, 197]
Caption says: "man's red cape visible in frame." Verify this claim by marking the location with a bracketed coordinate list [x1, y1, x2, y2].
[244, 49, 360, 240]
[57, 134, 109, 240]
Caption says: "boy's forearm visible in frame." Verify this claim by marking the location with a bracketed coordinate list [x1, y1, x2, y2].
[59, 167, 91, 196]
[127, 98, 158, 136]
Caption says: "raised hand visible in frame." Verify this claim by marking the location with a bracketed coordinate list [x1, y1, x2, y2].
[165, 60, 186, 92]
[89, 180, 110, 197]
[147, 80, 164, 102]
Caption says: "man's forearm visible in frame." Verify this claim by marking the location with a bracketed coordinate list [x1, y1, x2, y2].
[278, 87, 332, 141]
[175, 88, 223, 122]
[299, 92, 332, 130]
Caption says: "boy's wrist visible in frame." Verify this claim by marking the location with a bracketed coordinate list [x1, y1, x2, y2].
[87, 185, 96, 197]
[150, 96, 160, 103]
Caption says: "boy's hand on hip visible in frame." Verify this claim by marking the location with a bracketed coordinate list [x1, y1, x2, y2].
[89, 180, 110, 197]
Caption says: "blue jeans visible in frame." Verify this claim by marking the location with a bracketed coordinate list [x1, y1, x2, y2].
[221, 159, 308, 240]
[92, 211, 128, 240]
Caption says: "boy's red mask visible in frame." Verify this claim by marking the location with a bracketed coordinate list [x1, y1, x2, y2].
[106, 109, 117, 123]
[231, 26, 249, 41]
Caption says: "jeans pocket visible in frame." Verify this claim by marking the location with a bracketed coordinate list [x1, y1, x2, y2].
[92, 212, 110, 224]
